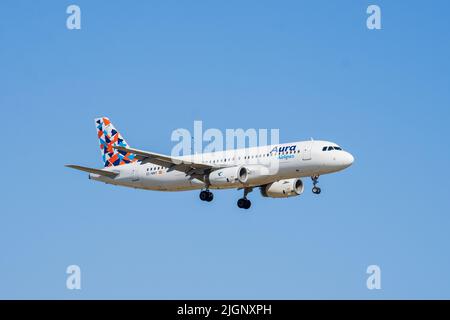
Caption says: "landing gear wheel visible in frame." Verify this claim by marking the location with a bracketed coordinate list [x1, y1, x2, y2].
[311, 175, 321, 195]
[199, 190, 213, 201]
[237, 198, 251, 209]
[199, 191, 208, 201]
[237, 187, 253, 209]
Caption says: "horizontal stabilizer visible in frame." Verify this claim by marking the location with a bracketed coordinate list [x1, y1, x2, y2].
[65, 165, 118, 178]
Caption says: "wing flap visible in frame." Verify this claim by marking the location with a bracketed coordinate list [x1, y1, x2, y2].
[113, 146, 214, 174]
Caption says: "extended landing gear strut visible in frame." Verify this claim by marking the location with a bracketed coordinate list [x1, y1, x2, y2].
[199, 189, 214, 202]
[311, 175, 321, 194]
[237, 188, 252, 209]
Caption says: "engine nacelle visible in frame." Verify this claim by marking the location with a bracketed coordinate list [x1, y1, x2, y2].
[260, 178, 304, 198]
[237, 164, 272, 186]
[208, 166, 247, 187]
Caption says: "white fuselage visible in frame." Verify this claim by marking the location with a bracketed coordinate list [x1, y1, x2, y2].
[89, 140, 354, 191]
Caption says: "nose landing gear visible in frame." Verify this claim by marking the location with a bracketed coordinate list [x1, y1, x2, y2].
[199, 189, 214, 202]
[311, 175, 321, 194]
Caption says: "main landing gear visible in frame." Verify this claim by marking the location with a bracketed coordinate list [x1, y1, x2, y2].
[311, 175, 321, 194]
[237, 188, 252, 209]
[199, 189, 214, 202]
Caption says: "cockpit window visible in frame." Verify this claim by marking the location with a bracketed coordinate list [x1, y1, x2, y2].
[323, 145, 343, 151]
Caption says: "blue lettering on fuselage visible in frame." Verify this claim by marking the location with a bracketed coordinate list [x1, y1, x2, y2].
[279, 154, 294, 160]
[270, 145, 297, 160]
[270, 145, 297, 153]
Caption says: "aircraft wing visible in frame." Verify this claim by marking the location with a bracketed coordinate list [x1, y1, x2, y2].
[65, 164, 119, 178]
[113, 146, 217, 177]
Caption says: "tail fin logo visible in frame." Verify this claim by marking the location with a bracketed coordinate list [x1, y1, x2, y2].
[95, 117, 137, 167]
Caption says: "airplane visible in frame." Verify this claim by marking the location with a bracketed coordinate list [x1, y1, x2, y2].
[66, 117, 354, 209]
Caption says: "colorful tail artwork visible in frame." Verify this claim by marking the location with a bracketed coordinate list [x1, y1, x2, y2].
[95, 117, 137, 167]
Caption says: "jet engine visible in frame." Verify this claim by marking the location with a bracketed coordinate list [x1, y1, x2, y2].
[208, 166, 247, 187]
[238, 164, 272, 185]
[260, 178, 304, 198]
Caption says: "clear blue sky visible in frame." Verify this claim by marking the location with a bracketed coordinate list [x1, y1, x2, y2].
[1, 0, 450, 299]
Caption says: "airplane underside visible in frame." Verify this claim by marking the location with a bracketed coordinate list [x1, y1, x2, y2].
[91, 167, 322, 210]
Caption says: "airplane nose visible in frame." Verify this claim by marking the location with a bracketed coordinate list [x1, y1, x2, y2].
[344, 152, 354, 167]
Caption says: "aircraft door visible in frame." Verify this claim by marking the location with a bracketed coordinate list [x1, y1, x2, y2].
[301, 142, 312, 160]
[131, 163, 140, 182]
